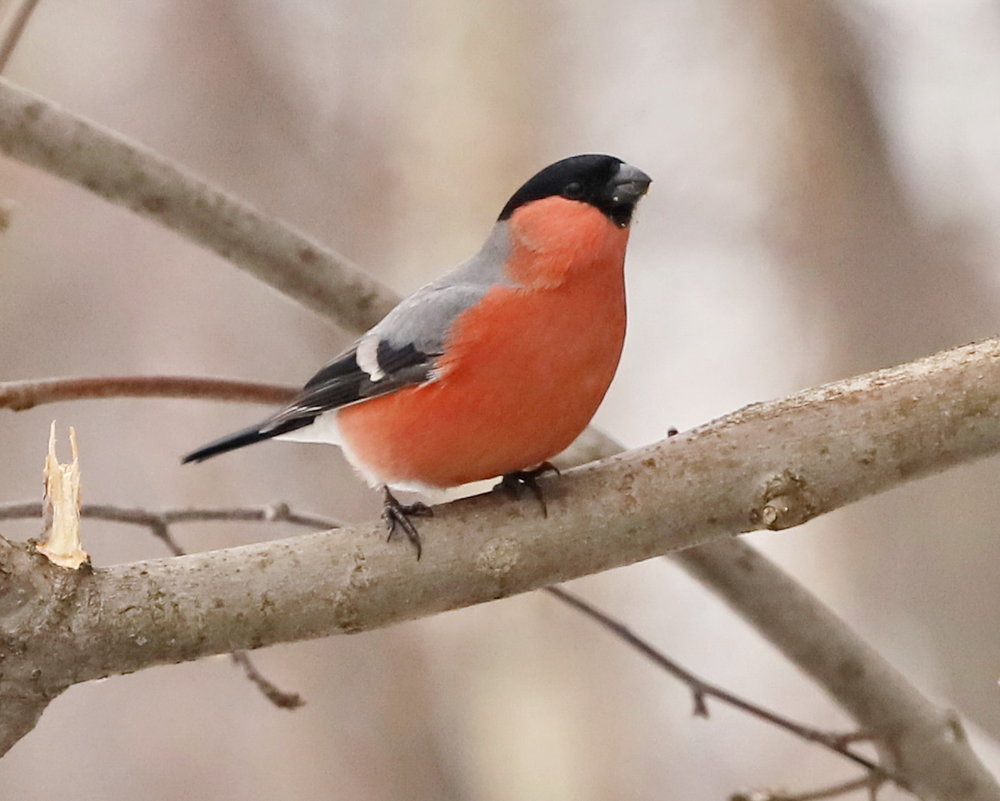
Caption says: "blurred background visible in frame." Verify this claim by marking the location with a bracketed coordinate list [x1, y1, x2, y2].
[1, 1, 1000, 798]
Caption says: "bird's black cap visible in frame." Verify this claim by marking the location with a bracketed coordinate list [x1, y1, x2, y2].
[498, 154, 651, 227]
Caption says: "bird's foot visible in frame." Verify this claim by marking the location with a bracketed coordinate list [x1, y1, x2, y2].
[382, 486, 432, 560]
[495, 462, 561, 517]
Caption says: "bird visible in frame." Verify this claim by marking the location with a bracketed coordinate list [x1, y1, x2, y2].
[183, 154, 651, 557]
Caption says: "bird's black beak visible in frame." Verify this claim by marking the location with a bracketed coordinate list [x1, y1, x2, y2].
[605, 162, 651, 227]
[608, 163, 652, 206]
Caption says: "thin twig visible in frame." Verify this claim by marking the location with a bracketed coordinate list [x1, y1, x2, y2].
[229, 652, 304, 710]
[0, 0, 40, 73]
[0, 501, 342, 557]
[544, 586, 895, 784]
[0, 375, 295, 411]
[730, 773, 884, 801]
[0, 500, 338, 708]
[159, 503, 342, 531]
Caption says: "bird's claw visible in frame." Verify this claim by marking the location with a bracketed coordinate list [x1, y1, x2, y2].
[382, 486, 432, 559]
[495, 462, 560, 517]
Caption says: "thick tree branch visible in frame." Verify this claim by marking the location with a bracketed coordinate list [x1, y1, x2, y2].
[0, 77, 396, 331]
[0, 497, 899, 778]
[4, 339, 1000, 784]
[0, 500, 334, 713]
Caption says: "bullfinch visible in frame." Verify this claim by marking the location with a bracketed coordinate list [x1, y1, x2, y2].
[184, 154, 651, 556]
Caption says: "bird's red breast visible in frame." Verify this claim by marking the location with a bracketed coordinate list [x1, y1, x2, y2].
[335, 197, 630, 488]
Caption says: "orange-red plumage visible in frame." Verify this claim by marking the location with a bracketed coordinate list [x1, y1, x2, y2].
[336, 199, 629, 488]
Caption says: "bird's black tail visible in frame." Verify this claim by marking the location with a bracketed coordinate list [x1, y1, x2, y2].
[182, 417, 314, 463]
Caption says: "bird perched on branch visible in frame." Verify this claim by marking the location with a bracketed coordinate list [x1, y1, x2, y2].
[184, 154, 651, 557]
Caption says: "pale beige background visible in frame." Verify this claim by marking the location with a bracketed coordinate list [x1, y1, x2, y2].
[2, 2, 1000, 799]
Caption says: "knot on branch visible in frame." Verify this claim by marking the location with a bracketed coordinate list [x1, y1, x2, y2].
[752, 471, 817, 530]
[477, 537, 521, 579]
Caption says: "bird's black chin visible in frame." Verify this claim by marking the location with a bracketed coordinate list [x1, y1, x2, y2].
[604, 165, 651, 227]
[609, 203, 637, 228]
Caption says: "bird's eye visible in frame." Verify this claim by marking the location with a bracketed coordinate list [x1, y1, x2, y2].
[563, 181, 583, 199]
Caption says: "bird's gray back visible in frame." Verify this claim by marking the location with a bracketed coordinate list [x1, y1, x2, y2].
[370, 221, 514, 356]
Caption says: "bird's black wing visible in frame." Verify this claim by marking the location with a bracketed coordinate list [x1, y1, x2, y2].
[181, 342, 438, 463]
[182, 283, 490, 464]
[267, 340, 439, 428]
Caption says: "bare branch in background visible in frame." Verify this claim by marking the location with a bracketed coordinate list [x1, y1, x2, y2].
[228, 652, 303, 710]
[0, 375, 294, 411]
[545, 587, 893, 789]
[0, 77, 396, 332]
[0, 0, 40, 73]
[730, 774, 885, 801]
[677, 538, 997, 801]
[0, 500, 341, 555]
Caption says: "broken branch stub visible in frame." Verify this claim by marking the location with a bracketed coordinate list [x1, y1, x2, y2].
[35, 422, 89, 569]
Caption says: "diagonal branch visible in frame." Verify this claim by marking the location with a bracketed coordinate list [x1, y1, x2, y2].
[544, 586, 891, 783]
[0, 77, 396, 331]
[731, 775, 885, 801]
[0, 0, 40, 73]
